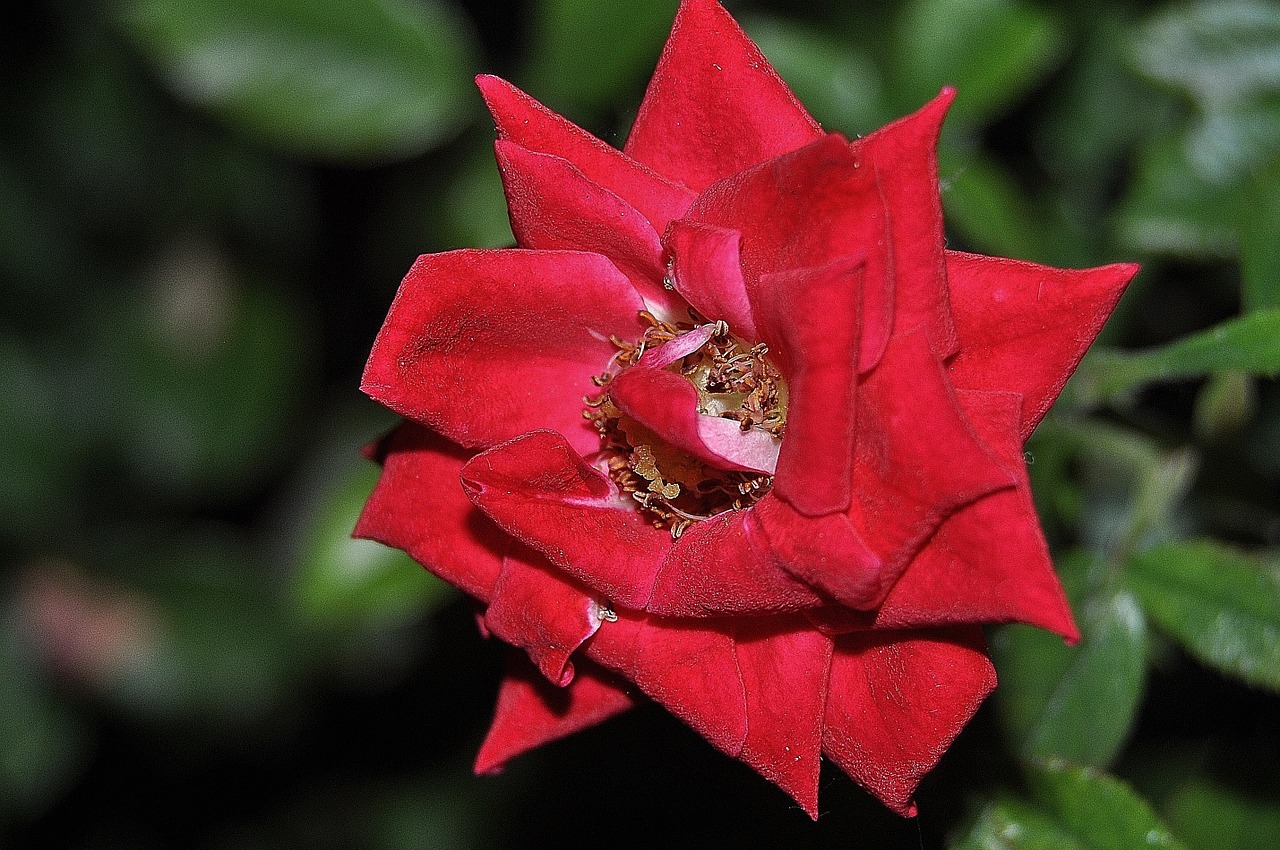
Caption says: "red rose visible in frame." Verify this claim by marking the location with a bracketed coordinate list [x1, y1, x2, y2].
[356, 0, 1136, 817]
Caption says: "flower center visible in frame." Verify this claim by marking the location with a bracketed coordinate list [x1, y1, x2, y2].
[584, 311, 787, 539]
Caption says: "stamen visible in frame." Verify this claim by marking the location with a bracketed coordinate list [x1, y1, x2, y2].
[585, 314, 787, 538]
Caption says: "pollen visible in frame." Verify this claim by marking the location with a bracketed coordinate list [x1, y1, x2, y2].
[585, 312, 787, 538]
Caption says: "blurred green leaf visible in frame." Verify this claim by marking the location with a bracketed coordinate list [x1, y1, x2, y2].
[294, 453, 454, 631]
[1116, 136, 1239, 258]
[1239, 158, 1280, 312]
[435, 140, 515, 249]
[1162, 777, 1280, 850]
[1026, 761, 1188, 850]
[1133, 0, 1280, 103]
[1193, 371, 1256, 442]
[1125, 540, 1280, 691]
[740, 13, 882, 134]
[956, 798, 1091, 850]
[1065, 310, 1280, 409]
[525, 0, 677, 117]
[894, 0, 1065, 126]
[121, 0, 479, 162]
[1132, 1, 1280, 183]
[994, 554, 1147, 768]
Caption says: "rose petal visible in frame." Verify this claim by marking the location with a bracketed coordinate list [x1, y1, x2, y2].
[946, 251, 1139, 439]
[822, 627, 996, 816]
[647, 509, 824, 616]
[636, 323, 717, 369]
[753, 496, 884, 608]
[484, 547, 608, 686]
[460, 430, 671, 609]
[753, 256, 864, 516]
[846, 326, 1016, 583]
[850, 89, 959, 363]
[608, 367, 780, 474]
[477, 74, 695, 233]
[733, 618, 832, 818]
[494, 141, 685, 320]
[475, 652, 636, 775]
[624, 0, 823, 191]
[361, 249, 645, 455]
[687, 134, 894, 373]
[876, 391, 1078, 640]
[664, 220, 760, 342]
[353, 423, 504, 603]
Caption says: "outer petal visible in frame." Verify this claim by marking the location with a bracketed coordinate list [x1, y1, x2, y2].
[483, 547, 607, 686]
[822, 627, 996, 816]
[460, 430, 672, 610]
[361, 249, 644, 456]
[608, 367, 780, 474]
[475, 652, 636, 775]
[688, 135, 894, 373]
[753, 256, 863, 516]
[646, 509, 824, 616]
[845, 327, 1016, 586]
[586, 612, 750, 766]
[494, 141, 684, 319]
[477, 74, 695, 233]
[875, 391, 1078, 640]
[733, 618, 832, 818]
[664, 220, 760, 341]
[624, 0, 822, 191]
[946, 251, 1139, 439]
[353, 423, 504, 603]
[850, 89, 959, 361]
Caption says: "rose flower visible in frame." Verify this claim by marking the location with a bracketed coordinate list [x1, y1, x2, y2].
[356, 0, 1137, 817]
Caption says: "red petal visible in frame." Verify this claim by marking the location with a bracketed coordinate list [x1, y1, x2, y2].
[477, 75, 695, 233]
[876, 391, 1078, 640]
[664, 220, 760, 341]
[733, 618, 832, 818]
[687, 135, 894, 373]
[754, 496, 883, 608]
[460, 431, 671, 610]
[608, 367, 780, 474]
[475, 652, 636, 775]
[846, 327, 1016, 584]
[753, 257, 864, 516]
[647, 509, 824, 616]
[822, 627, 996, 816]
[483, 547, 607, 686]
[361, 249, 644, 456]
[946, 251, 1138, 439]
[850, 89, 959, 363]
[494, 141, 685, 320]
[353, 423, 504, 603]
[624, 0, 822, 191]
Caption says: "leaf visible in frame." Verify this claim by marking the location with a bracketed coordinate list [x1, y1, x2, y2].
[1027, 761, 1189, 850]
[993, 554, 1147, 768]
[1163, 776, 1280, 850]
[293, 453, 456, 631]
[1065, 310, 1280, 409]
[938, 146, 1059, 264]
[1115, 135, 1240, 258]
[1125, 540, 1280, 691]
[1239, 158, 1280, 312]
[956, 798, 1091, 850]
[894, 0, 1065, 126]
[739, 14, 882, 135]
[120, 0, 479, 163]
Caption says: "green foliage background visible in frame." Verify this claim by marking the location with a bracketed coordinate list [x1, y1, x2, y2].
[2, 0, 1279, 846]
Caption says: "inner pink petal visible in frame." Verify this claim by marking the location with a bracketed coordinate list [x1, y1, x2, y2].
[608, 367, 779, 475]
